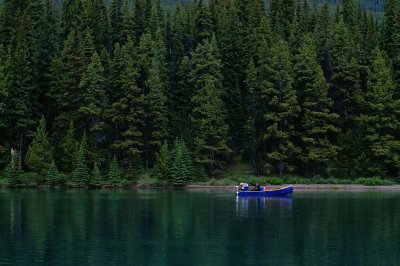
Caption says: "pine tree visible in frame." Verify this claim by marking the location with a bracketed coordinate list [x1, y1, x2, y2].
[382, 0, 400, 59]
[82, 0, 109, 50]
[82, 30, 95, 67]
[7, 13, 39, 169]
[47, 160, 61, 186]
[61, 0, 83, 38]
[122, 0, 135, 43]
[294, 34, 339, 176]
[194, 0, 212, 45]
[59, 121, 77, 173]
[0, 45, 11, 140]
[246, 58, 264, 175]
[147, 29, 169, 165]
[112, 39, 145, 169]
[3, 149, 23, 186]
[269, 0, 295, 37]
[171, 55, 193, 138]
[49, 29, 85, 142]
[110, 0, 123, 47]
[357, 48, 400, 177]
[133, 0, 147, 41]
[330, 19, 361, 131]
[149, 0, 164, 38]
[261, 37, 300, 176]
[79, 51, 108, 159]
[170, 138, 194, 186]
[152, 141, 171, 184]
[73, 141, 90, 185]
[191, 37, 231, 175]
[25, 116, 53, 180]
[107, 155, 122, 182]
[91, 162, 102, 186]
[217, 1, 247, 152]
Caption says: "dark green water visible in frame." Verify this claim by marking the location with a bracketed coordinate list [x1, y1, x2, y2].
[0, 189, 399, 265]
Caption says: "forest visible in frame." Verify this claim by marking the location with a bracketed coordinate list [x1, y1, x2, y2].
[1, 0, 400, 187]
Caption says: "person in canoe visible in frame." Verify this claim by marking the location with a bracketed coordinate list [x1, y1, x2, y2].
[238, 183, 249, 191]
[253, 183, 261, 191]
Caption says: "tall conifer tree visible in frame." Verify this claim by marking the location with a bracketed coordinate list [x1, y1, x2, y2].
[261, 38, 300, 176]
[25, 116, 53, 179]
[295, 34, 339, 176]
[357, 48, 400, 176]
[191, 37, 231, 175]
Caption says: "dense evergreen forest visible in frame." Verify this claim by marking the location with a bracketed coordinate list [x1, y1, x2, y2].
[1, 0, 400, 186]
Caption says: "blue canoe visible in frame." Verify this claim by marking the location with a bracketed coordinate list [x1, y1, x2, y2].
[236, 185, 293, 197]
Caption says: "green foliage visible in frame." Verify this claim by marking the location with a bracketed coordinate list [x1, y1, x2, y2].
[91, 162, 103, 185]
[191, 37, 231, 175]
[1, 0, 400, 185]
[73, 141, 90, 186]
[107, 155, 122, 183]
[1, 150, 22, 185]
[147, 29, 170, 163]
[261, 37, 300, 176]
[354, 177, 395, 186]
[79, 51, 108, 161]
[170, 139, 195, 186]
[152, 142, 172, 183]
[356, 48, 400, 177]
[112, 38, 145, 169]
[25, 116, 53, 180]
[294, 34, 339, 176]
[47, 160, 64, 186]
[59, 121, 77, 173]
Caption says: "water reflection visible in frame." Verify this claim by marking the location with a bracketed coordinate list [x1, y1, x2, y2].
[1, 190, 400, 265]
[235, 196, 293, 218]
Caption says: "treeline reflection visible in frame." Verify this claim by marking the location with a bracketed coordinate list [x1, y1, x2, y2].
[0, 190, 399, 265]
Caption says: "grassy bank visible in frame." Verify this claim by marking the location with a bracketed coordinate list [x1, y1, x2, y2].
[193, 175, 395, 187]
[0, 162, 396, 188]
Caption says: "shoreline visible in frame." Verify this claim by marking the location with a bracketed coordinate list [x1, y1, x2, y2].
[185, 184, 400, 191]
[2, 184, 400, 191]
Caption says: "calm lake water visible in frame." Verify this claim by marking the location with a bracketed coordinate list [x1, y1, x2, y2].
[0, 189, 399, 265]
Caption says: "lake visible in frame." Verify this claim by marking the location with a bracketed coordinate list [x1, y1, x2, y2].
[0, 189, 399, 265]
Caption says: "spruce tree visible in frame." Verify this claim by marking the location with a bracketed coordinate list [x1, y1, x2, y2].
[61, 0, 83, 38]
[357, 48, 400, 176]
[7, 15, 39, 168]
[246, 58, 265, 175]
[49, 29, 85, 142]
[147, 29, 169, 165]
[47, 160, 60, 186]
[330, 20, 361, 130]
[122, 0, 135, 44]
[0, 45, 10, 140]
[110, 0, 123, 47]
[170, 139, 194, 186]
[152, 141, 171, 184]
[112, 39, 145, 169]
[79, 51, 108, 157]
[382, 0, 400, 59]
[217, 1, 247, 152]
[261, 38, 300, 176]
[194, 0, 212, 45]
[190, 37, 231, 175]
[108, 155, 122, 182]
[25, 116, 53, 179]
[294, 34, 339, 176]
[3, 149, 23, 186]
[73, 141, 90, 185]
[91, 162, 102, 186]
[59, 121, 77, 173]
